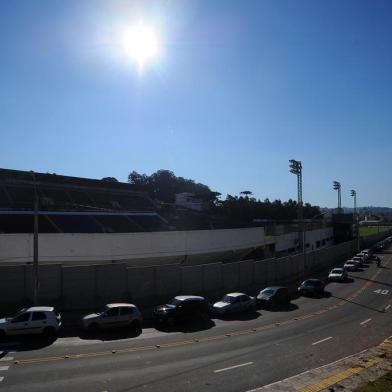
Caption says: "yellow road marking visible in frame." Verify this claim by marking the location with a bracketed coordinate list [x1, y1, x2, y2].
[297, 357, 382, 392]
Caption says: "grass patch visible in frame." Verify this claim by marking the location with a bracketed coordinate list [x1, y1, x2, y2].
[359, 226, 390, 237]
[354, 370, 392, 391]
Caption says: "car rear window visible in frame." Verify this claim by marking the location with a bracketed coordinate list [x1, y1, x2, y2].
[120, 307, 134, 316]
[32, 312, 47, 321]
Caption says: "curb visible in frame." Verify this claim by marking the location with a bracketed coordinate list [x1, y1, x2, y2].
[248, 336, 392, 392]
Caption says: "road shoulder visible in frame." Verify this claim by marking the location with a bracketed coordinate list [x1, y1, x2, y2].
[248, 336, 392, 392]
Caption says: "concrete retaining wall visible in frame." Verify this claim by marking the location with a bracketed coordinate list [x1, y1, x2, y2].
[0, 233, 388, 313]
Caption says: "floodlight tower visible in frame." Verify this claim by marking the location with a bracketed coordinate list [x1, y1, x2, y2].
[289, 160, 304, 255]
[333, 181, 342, 213]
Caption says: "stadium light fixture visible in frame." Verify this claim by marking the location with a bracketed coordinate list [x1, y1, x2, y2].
[333, 181, 342, 212]
[30, 171, 39, 305]
[289, 159, 305, 262]
[350, 189, 360, 251]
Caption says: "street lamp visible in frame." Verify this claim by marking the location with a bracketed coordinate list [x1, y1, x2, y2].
[289, 159, 304, 256]
[350, 189, 360, 251]
[333, 181, 342, 213]
[30, 171, 39, 305]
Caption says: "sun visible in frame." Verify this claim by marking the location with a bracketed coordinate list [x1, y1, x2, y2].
[122, 23, 159, 70]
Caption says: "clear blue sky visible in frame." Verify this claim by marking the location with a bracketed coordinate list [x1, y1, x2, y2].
[1, 0, 391, 207]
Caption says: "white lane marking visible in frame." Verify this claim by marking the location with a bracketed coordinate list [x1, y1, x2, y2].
[385, 305, 391, 311]
[0, 357, 13, 362]
[214, 362, 253, 373]
[360, 318, 372, 326]
[0, 376, 4, 382]
[0, 366, 9, 371]
[312, 336, 333, 346]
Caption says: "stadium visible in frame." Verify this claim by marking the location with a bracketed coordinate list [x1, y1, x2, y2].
[0, 168, 334, 267]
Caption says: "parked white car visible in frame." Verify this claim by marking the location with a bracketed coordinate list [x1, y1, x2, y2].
[344, 260, 360, 271]
[0, 306, 61, 337]
[213, 293, 256, 316]
[352, 255, 364, 265]
[328, 268, 348, 282]
[82, 303, 142, 331]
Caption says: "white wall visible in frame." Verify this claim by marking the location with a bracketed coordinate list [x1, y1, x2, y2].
[274, 228, 333, 252]
[0, 226, 333, 265]
[0, 227, 265, 264]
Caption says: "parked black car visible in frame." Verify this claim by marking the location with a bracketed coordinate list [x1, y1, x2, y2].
[153, 295, 210, 326]
[298, 279, 325, 296]
[257, 286, 290, 308]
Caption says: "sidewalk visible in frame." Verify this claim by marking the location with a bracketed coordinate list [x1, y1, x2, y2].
[248, 336, 392, 392]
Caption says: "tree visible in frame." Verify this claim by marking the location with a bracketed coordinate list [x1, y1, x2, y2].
[127, 169, 217, 205]
[240, 191, 253, 196]
[101, 177, 118, 182]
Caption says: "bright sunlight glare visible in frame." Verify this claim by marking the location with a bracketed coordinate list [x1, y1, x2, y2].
[122, 23, 160, 71]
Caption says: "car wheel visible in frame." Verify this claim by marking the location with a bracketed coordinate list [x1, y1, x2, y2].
[130, 320, 141, 330]
[200, 312, 209, 321]
[43, 327, 56, 338]
[167, 317, 175, 327]
[88, 323, 100, 333]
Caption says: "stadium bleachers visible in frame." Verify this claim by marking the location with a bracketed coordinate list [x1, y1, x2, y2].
[0, 168, 170, 233]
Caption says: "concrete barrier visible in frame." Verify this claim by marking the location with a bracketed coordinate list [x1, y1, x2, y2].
[95, 264, 127, 304]
[254, 259, 269, 286]
[25, 264, 62, 304]
[181, 265, 203, 294]
[223, 262, 240, 291]
[1, 237, 389, 313]
[0, 266, 25, 310]
[239, 260, 254, 289]
[202, 263, 223, 297]
[155, 265, 181, 300]
[62, 266, 95, 309]
[127, 266, 155, 305]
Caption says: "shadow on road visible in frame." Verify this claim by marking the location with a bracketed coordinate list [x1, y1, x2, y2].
[291, 291, 332, 300]
[0, 335, 57, 352]
[352, 275, 392, 288]
[216, 310, 261, 321]
[329, 277, 355, 284]
[78, 326, 143, 341]
[332, 295, 385, 313]
[154, 318, 216, 333]
[260, 302, 299, 312]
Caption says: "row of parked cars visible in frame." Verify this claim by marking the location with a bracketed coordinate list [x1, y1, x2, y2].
[0, 244, 387, 339]
[0, 287, 292, 338]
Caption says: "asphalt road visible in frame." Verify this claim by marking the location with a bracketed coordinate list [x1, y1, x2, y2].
[0, 251, 391, 392]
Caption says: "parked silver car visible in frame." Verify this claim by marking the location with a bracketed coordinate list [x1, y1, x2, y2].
[328, 268, 348, 282]
[0, 306, 61, 337]
[213, 293, 256, 316]
[344, 260, 360, 271]
[82, 303, 142, 331]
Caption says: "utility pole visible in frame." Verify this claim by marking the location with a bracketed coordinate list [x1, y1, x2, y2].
[30, 171, 39, 305]
[350, 189, 359, 251]
[289, 159, 304, 260]
[333, 181, 342, 213]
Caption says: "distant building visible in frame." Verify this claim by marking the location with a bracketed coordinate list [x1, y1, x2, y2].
[175, 192, 204, 211]
[359, 216, 383, 226]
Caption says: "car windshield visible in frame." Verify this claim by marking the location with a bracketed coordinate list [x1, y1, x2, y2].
[331, 269, 343, 274]
[222, 295, 237, 303]
[166, 298, 183, 307]
[261, 289, 275, 296]
[302, 280, 317, 286]
[7, 308, 27, 320]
